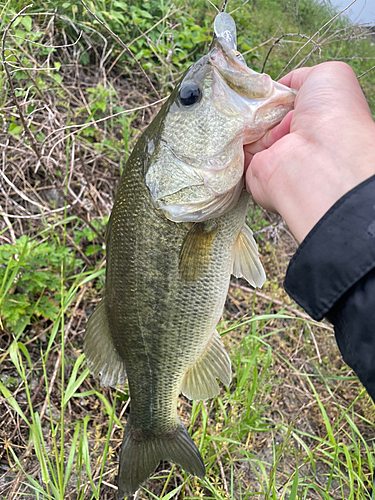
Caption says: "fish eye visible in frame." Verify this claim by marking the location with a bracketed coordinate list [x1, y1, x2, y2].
[178, 83, 201, 106]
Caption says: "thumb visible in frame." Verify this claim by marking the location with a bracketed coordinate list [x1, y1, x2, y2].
[245, 110, 294, 155]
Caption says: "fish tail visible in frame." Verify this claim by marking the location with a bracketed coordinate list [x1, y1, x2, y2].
[117, 417, 205, 499]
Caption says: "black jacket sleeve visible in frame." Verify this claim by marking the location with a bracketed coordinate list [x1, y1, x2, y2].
[283, 174, 375, 400]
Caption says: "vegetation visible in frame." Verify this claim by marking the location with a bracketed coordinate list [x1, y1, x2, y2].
[0, 0, 374, 499]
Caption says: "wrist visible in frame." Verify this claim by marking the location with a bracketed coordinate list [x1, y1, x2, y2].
[278, 169, 375, 243]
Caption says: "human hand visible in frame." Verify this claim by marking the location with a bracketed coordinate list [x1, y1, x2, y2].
[245, 62, 375, 243]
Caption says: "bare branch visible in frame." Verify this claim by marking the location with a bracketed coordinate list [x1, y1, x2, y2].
[1, 5, 47, 169]
[358, 64, 375, 79]
[78, 0, 161, 99]
[277, 0, 358, 79]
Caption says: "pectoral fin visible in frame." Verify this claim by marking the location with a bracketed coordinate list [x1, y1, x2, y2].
[179, 221, 218, 283]
[232, 224, 266, 288]
[84, 298, 126, 387]
[181, 331, 231, 401]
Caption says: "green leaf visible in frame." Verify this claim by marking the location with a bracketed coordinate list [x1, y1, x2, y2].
[143, 485, 182, 500]
[21, 16, 32, 32]
[1, 294, 30, 326]
[52, 73, 62, 83]
[18, 342, 32, 371]
[35, 296, 59, 321]
[8, 446, 53, 498]
[306, 377, 336, 446]
[82, 415, 98, 496]
[64, 354, 90, 407]
[0, 380, 30, 425]
[8, 123, 23, 136]
[64, 422, 80, 491]
[289, 465, 299, 500]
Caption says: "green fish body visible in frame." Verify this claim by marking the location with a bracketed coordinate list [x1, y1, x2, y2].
[84, 13, 296, 498]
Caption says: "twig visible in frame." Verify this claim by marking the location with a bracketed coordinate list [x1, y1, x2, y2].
[277, 0, 358, 78]
[358, 64, 375, 79]
[42, 97, 167, 161]
[261, 33, 320, 74]
[0, 170, 47, 211]
[207, 0, 220, 13]
[78, 0, 161, 99]
[211, 439, 229, 495]
[229, 0, 251, 16]
[242, 36, 276, 55]
[305, 321, 322, 364]
[220, 0, 229, 12]
[11, 50, 61, 129]
[1, 5, 47, 169]
[107, 8, 177, 76]
[0, 203, 16, 244]
[101, 480, 117, 490]
[292, 327, 305, 359]
[10, 33, 85, 108]
[39, 349, 62, 424]
[0, 205, 71, 219]
[64, 284, 88, 341]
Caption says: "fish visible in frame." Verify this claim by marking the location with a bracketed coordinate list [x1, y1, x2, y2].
[84, 12, 296, 499]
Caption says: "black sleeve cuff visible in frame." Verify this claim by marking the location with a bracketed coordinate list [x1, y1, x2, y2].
[284, 174, 375, 321]
[325, 267, 375, 400]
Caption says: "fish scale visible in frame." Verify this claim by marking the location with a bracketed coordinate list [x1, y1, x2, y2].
[84, 12, 296, 498]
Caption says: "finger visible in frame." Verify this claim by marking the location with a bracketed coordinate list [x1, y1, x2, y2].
[244, 110, 293, 155]
[278, 66, 317, 89]
[244, 148, 254, 171]
[245, 151, 278, 213]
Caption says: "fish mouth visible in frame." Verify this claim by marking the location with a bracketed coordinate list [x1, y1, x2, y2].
[208, 39, 274, 100]
[208, 36, 296, 111]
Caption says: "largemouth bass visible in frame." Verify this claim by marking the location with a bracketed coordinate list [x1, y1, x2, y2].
[84, 13, 295, 498]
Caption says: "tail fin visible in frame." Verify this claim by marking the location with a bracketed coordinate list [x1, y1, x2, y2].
[117, 418, 205, 499]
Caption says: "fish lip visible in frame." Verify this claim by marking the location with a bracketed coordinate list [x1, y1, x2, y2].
[208, 38, 249, 73]
[208, 41, 276, 100]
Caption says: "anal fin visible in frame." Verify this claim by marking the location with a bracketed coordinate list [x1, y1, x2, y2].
[181, 331, 231, 401]
[84, 298, 126, 387]
[232, 224, 266, 288]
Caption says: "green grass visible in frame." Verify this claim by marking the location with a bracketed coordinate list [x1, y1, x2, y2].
[1, 0, 375, 498]
[2, 309, 375, 498]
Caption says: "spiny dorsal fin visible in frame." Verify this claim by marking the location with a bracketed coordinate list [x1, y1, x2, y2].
[232, 224, 266, 288]
[181, 330, 231, 401]
[84, 298, 126, 387]
[179, 220, 218, 283]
